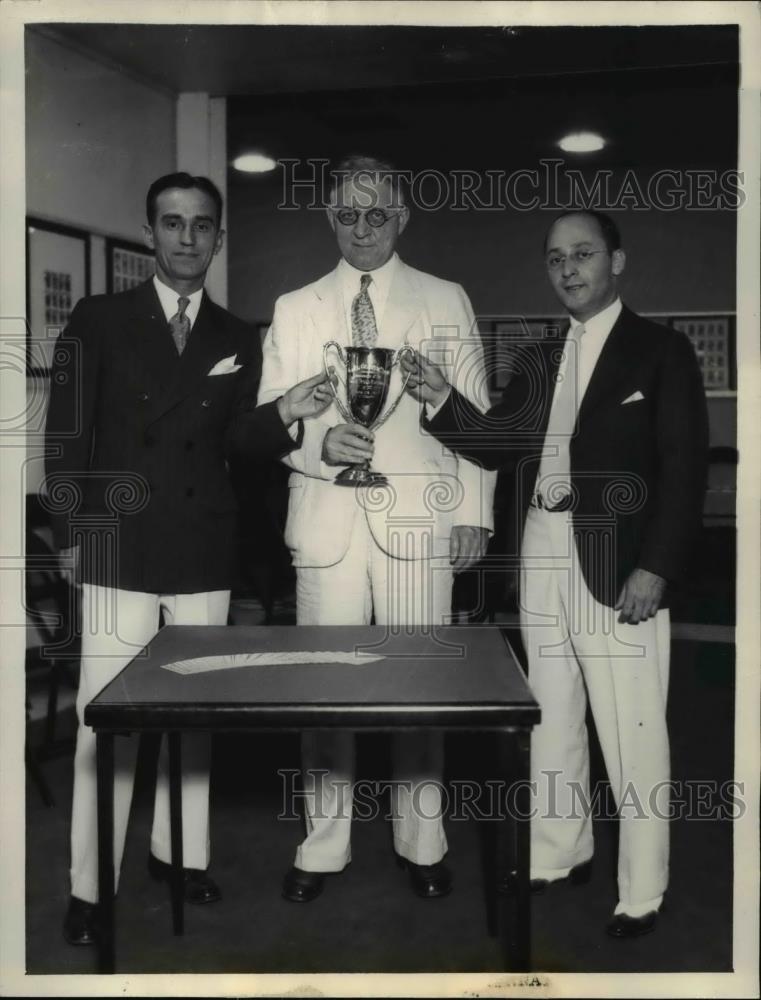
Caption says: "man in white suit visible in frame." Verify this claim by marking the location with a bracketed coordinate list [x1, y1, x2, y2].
[257, 156, 496, 901]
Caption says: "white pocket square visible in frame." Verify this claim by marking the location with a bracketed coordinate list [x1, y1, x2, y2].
[207, 355, 242, 376]
[622, 390, 645, 404]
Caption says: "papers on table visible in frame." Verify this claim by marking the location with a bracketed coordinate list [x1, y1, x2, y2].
[162, 650, 386, 675]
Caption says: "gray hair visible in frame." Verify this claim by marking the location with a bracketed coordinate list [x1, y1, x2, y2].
[329, 155, 406, 209]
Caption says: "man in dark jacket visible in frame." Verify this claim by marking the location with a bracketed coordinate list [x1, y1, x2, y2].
[46, 172, 331, 945]
[402, 210, 709, 938]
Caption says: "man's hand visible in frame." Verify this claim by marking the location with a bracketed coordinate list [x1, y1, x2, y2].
[277, 372, 335, 426]
[322, 424, 375, 466]
[615, 568, 666, 624]
[450, 525, 490, 573]
[58, 545, 80, 588]
[400, 349, 451, 407]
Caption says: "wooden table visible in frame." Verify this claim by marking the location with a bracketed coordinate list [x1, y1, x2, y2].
[85, 624, 540, 973]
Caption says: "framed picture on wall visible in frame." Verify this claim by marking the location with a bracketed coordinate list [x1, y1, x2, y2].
[26, 217, 90, 374]
[106, 237, 154, 294]
[671, 314, 736, 393]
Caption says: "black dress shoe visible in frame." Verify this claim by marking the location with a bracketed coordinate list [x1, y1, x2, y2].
[148, 853, 222, 904]
[529, 858, 593, 895]
[498, 858, 592, 896]
[606, 909, 659, 939]
[63, 895, 98, 946]
[395, 856, 452, 899]
[282, 866, 326, 903]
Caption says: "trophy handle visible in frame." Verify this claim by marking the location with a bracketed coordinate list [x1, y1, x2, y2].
[372, 344, 417, 430]
[323, 340, 353, 424]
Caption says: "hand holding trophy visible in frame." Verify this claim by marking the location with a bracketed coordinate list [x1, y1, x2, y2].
[322, 341, 416, 486]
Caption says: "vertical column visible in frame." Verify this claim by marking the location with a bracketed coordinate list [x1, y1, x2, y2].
[176, 93, 228, 307]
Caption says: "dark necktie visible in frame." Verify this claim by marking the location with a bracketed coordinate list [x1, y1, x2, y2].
[169, 296, 191, 355]
[351, 274, 378, 348]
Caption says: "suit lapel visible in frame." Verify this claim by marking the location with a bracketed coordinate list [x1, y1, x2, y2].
[128, 280, 179, 381]
[577, 306, 643, 425]
[379, 261, 420, 349]
[311, 267, 349, 350]
[145, 292, 235, 425]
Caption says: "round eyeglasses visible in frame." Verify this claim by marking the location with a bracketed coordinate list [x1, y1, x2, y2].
[333, 208, 402, 228]
[546, 248, 608, 270]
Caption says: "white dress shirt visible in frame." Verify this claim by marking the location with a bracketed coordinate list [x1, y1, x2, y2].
[152, 275, 203, 330]
[568, 296, 622, 404]
[337, 252, 399, 340]
[536, 297, 622, 496]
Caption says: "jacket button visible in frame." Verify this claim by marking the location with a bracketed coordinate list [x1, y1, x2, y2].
[144, 433, 156, 447]
[186, 487, 195, 498]
[138, 392, 149, 402]
[185, 440, 194, 450]
[201, 399, 211, 408]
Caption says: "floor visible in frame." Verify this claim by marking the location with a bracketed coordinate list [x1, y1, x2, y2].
[25, 626, 734, 976]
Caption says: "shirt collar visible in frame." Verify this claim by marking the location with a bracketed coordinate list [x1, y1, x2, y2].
[569, 297, 622, 341]
[152, 275, 203, 328]
[338, 251, 398, 305]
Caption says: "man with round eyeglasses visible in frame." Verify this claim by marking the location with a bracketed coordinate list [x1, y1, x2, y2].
[401, 209, 709, 939]
[255, 155, 496, 903]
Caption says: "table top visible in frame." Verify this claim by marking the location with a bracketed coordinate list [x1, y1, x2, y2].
[85, 625, 540, 731]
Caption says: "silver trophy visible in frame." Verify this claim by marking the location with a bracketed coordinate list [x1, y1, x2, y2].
[322, 341, 415, 487]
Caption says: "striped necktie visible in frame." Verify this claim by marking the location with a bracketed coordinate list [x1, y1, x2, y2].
[169, 296, 191, 355]
[351, 274, 378, 348]
[537, 324, 585, 504]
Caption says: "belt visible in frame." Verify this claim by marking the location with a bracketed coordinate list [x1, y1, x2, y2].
[530, 490, 574, 512]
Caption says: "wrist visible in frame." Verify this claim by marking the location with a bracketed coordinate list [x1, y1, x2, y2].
[277, 395, 294, 427]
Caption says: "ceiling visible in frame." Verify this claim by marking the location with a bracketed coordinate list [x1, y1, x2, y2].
[37, 23, 737, 97]
[33, 23, 739, 171]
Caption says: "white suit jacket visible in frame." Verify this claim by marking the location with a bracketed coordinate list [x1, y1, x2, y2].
[257, 259, 496, 568]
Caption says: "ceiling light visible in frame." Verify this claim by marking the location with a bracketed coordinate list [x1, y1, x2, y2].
[233, 153, 277, 173]
[558, 132, 606, 153]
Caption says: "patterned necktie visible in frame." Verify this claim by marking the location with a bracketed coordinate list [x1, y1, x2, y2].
[351, 273, 378, 348]
[169, 296, 191, 355]
[538, 324, 585, 502]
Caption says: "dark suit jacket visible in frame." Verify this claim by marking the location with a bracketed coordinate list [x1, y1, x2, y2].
[426, 305, 709, 607]
[45, 279, 299, 594]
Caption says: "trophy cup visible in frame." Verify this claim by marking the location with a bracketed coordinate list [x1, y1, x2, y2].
[322, 341, 416, 487]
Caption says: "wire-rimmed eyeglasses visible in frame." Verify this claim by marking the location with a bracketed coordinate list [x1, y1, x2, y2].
[546, 248, 608, 271]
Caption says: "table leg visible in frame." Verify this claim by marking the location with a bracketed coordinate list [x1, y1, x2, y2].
[503, 728, 532, 971]
[168, 732, 184, 935]
[96, 732, 115, 974]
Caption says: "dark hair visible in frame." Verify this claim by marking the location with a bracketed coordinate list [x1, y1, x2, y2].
[328, 155, 406, 209]
[146, 172, 223, 227]
[544, 209, 622, 255]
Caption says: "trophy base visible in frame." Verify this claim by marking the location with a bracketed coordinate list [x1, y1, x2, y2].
[334, 465, 388, 488]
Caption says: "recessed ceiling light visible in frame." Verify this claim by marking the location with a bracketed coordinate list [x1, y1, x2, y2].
[233, 153, 277, 173]
[558, 132, 606, 153]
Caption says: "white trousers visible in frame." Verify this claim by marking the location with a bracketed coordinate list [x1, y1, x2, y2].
[521, 506, 670, 912]
[70, 584, 230, 903]
[294, 513, 454, 872]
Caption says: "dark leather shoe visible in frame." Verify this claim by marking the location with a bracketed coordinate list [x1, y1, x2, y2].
[395, 855, 452, 899]
[498, 858, 592, 896]
[63, 895, 98, 946]
[148, 852, 221, 904]
[530, 858, 593, 895]
[606, 909, 659, 939]
[282, 866, 325, 903]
